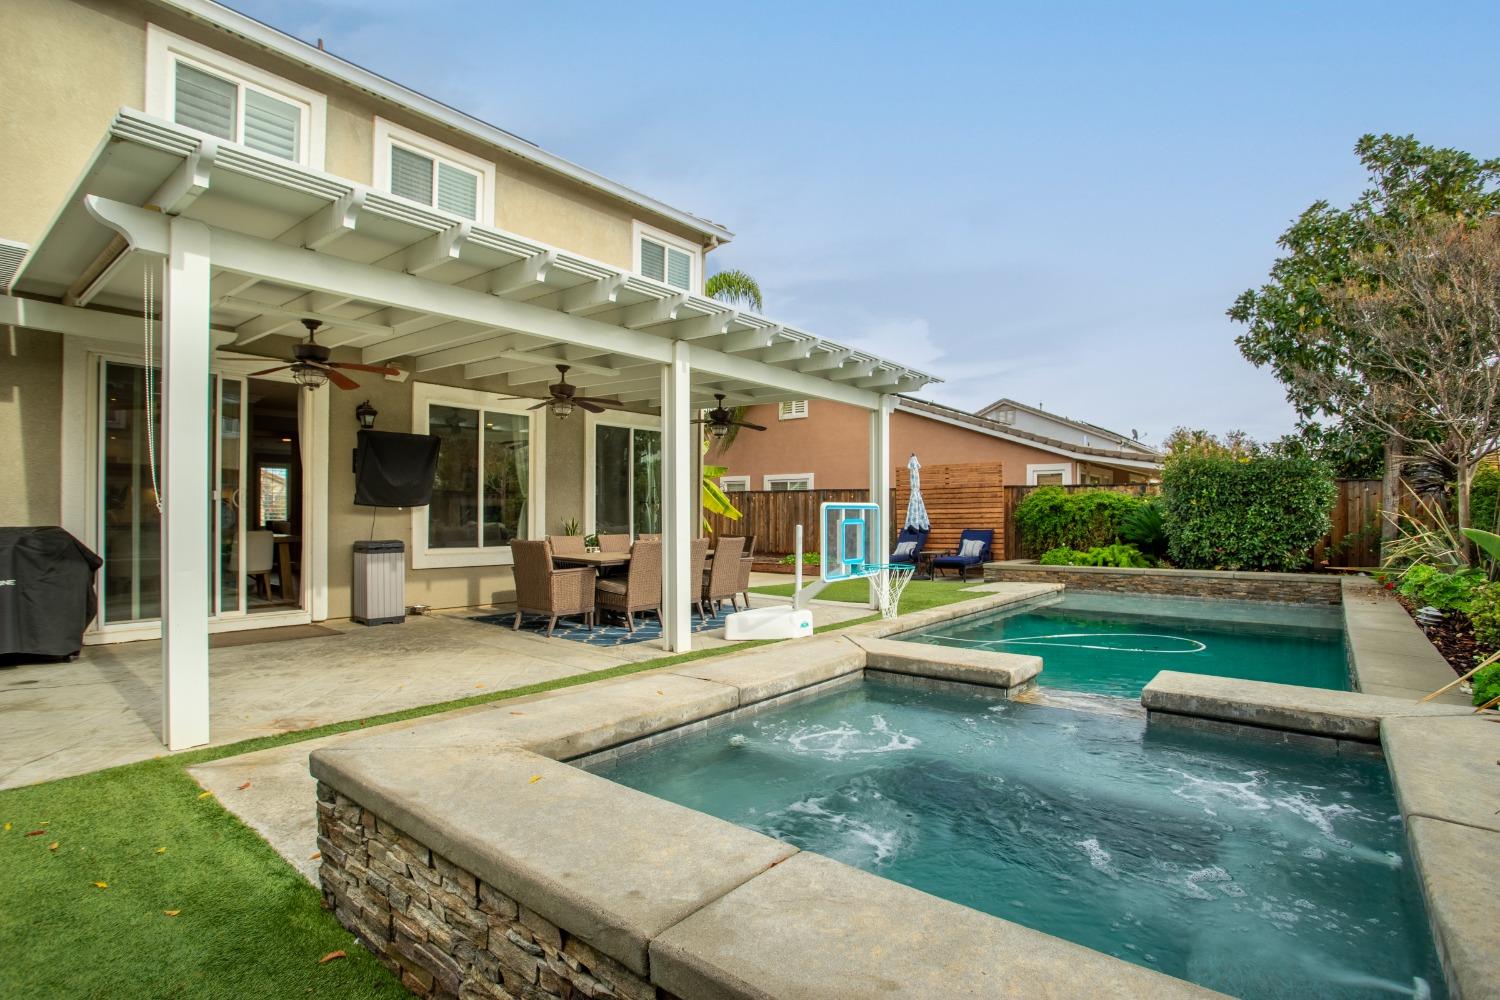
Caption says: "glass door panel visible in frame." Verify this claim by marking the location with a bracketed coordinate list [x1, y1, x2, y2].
[632, 429, 662, 536]
[217, 376, 245, 616]
[100, 362, 162, 624]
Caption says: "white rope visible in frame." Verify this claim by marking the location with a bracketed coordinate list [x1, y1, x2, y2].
[923, 632, 1207, 654]
[143, 264, 162, 514]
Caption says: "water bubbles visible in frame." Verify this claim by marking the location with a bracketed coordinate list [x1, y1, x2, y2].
[727, 734, 749, 748]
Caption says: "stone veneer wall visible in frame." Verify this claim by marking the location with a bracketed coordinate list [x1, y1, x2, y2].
[982, 563, 1342, 605]
[317, 781, 670, 1000]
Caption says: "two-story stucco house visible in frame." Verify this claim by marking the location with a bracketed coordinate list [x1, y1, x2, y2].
[0, 0, 937, 747]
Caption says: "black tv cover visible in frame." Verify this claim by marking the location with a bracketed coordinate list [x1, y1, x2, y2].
[354, 430, 440, 507]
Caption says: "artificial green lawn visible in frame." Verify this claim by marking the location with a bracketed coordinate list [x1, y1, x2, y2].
[0, 619, 877, 999]
[750, 576, 986, 614]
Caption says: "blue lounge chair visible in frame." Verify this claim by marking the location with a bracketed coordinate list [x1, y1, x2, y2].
[930, 528, 993, 582]
[889, 526, 928, 567]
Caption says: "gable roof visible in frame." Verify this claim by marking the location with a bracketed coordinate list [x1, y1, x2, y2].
[895, 396, 1162, 471]
[149, 0, 733, 245]
[974, 396, 1158, 456]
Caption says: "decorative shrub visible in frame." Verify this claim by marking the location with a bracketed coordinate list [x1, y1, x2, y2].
[1039, 543, 1152, 568]
[1015, 487, 1146, 554]
[1160, 455, 1336, 571]
[1470, 464, 1500, 533]
[779, 552, 820, 566]
[1397, 564, 1484, 613]
[1120, 499, 1169, 560]
[1471, 661, 1500, 707]
[1465, 583, 1500, 647]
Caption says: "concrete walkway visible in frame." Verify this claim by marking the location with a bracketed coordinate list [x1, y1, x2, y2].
[0, 596, 870, 790]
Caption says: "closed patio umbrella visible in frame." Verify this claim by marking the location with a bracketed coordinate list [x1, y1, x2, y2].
[904, 454, 930, 530]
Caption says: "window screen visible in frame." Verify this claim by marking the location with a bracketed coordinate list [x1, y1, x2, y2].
[173, 63, 236, 140]
[390, 145, 435, 206]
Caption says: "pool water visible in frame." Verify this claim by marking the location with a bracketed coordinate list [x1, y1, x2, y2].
[591, 680, 1442, 1000]
[905, 593, 1349, 698]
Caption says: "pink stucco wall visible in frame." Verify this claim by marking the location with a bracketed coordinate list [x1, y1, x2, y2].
[708, 400, 1101, 488]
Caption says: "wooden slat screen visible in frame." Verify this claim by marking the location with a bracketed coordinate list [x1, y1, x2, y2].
[895, 462, 1005, 557]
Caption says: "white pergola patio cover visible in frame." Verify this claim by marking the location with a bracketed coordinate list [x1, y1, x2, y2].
[8, 110, 936, 749]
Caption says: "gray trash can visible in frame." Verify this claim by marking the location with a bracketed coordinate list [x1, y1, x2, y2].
[352, 539, 405, 625]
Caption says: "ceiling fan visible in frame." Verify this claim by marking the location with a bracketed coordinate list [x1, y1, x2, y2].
[527, 364, 616, 418]
[692, 393, 766, 438]
[248, 318, 400, 390]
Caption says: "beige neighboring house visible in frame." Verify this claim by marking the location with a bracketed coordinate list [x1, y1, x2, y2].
[0, 0, 938, 748]
[710, 395, 1161, 491]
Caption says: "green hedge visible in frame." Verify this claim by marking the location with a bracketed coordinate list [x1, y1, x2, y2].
[1471, 464, 1500, 533]
[1014, 487, 1145, 554]
[1039, 543, 1153, 568]
[1161, 455, 1336, 571]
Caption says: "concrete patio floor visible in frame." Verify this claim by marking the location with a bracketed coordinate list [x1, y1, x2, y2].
[0, 582, 872, 791]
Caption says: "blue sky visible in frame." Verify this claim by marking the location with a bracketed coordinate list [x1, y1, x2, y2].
[234, 0, 1499, 446]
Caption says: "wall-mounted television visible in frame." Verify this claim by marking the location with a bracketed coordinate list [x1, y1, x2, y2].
[353, 430, 440, 508]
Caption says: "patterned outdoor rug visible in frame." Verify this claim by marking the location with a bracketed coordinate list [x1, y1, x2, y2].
[468, 610, 727, 646]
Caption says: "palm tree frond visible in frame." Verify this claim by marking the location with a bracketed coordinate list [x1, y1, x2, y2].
[704, 269, 764, 312]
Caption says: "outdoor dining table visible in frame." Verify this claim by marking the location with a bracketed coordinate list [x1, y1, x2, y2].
[551, 548, 723, 569]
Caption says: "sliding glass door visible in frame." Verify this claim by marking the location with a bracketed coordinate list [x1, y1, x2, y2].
[98, 360, 249, 625]
[593, 422, 662, 537]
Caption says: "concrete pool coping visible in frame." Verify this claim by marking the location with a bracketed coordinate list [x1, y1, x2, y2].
[310, 582, 1225, 999]
[306, 581, 1493, 1000]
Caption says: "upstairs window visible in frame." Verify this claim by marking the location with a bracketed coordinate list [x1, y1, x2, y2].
[146, 25, 326, 168]
[778, 400, 810, 421]
[375, 119, 495, 223]
[633, 222, 700, 292]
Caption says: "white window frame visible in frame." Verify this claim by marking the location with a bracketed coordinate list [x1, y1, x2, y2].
[718, 475, 750, 492]
[778, 400, 810, 421]
[1026, 463, 1073, 486]
[374, 117, 496, 223]
[632, 220, 702, 294]
[411, 382, 543, 569]
[145, 24, 327, 169]
[763, 473, 815, 491]
[583, 410, 663, 537]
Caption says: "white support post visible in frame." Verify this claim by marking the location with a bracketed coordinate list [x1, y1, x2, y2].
[868, 395, 895, 609]
[660, 341, 694, 651]
[160, 217, 213, 750]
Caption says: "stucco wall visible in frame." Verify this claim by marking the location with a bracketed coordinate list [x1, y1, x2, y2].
[708, 401, 1087, 489]
[324, 374, 588, 619]
[0, 0, 708, 261]
[0, 329, 63, 525]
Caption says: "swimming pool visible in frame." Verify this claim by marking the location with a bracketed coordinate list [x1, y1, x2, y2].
[903, 592, 1349, 698]
[589, 678, 1442, 1000]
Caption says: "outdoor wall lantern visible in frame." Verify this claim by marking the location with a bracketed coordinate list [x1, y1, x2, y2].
[355, 400, 379, 430]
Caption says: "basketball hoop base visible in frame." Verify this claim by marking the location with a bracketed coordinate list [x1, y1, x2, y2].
[724, 605, 815, 641]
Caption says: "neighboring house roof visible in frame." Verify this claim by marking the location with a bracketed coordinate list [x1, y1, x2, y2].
[895, 396, 1162, 472]
[150, 0, 733, 245]
[974, 396, 1158, 456]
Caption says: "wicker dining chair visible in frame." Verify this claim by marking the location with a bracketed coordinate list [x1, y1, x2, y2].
[689, 537, 712, 620]
[637, 533, 662, 542]
[510, 539, 595, 637]
[597, 533, 632, 553]
[701, 535, 744, 618]
[730, 534, 756, 610]
[548, 534, 586, 556]
[594, 540, 661, 633]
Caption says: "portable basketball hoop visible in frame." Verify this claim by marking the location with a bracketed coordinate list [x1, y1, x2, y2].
[868, 562, 915, 620]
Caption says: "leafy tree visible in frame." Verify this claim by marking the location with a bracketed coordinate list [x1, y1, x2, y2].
[1161, 427, 1260, 462]
[1315, 217, 1500, 534]
[1229, 134, 1500, 520]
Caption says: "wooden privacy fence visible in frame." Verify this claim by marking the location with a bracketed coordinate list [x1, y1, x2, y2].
[895, 462, 1007, 557]
[706, 461, 1009, 559]
[704, 489, 869, 557]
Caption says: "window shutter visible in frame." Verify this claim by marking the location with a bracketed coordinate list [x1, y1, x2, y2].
[173, 63, 236, 140]
[436, 161, 479, 220]
[390, 145, 434, 205]
[665, 247, 691, 290]
[243, 89, 300, 161]
[639, 238, 665, 282]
